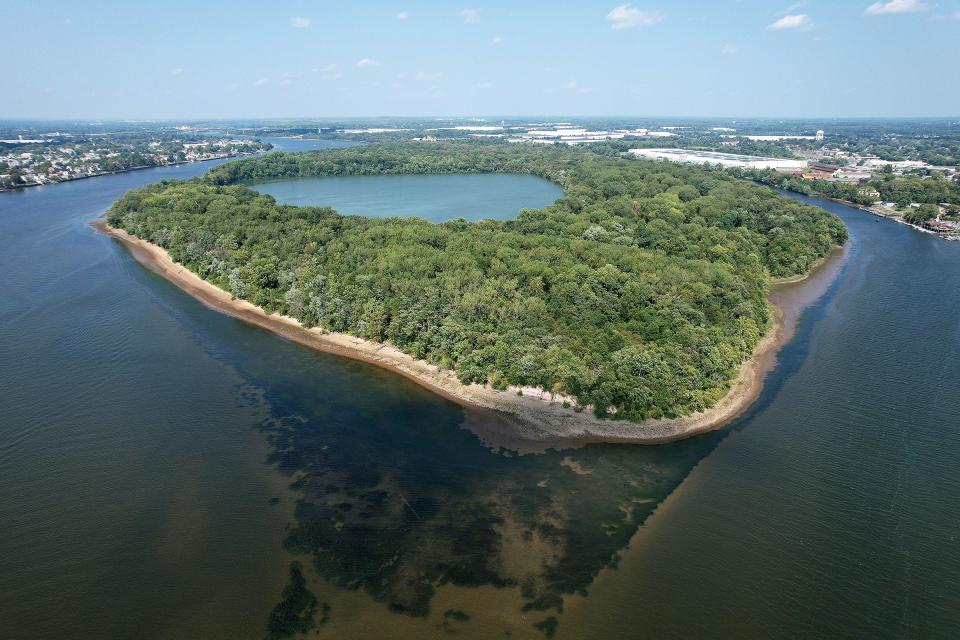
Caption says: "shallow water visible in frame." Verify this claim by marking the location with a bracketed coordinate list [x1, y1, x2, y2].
[250, 173, 564, 222]
[2, 150, 959, 640]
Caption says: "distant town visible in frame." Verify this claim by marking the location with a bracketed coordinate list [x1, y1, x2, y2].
[0, 128, 270, 190]
[627, 143, 959, 240]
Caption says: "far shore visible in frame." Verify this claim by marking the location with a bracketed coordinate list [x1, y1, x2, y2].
[93, 219, 847, 450]
[0, 150, 265, 193]
[775, 184, 958, 242]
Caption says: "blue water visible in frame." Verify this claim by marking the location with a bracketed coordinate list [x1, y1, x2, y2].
[250, 173, 564, 222]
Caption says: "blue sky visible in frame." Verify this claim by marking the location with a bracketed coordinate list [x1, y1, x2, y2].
[6, 0, 959, 118]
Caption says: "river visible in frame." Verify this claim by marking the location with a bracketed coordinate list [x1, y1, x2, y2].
[1, 145, 958, 639]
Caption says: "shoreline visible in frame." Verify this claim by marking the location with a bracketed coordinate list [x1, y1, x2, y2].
[830, 197, 960, 240]
[93, 219, 847, 450]
[785, 188, 958, 241]
[0, 150, 265, 193]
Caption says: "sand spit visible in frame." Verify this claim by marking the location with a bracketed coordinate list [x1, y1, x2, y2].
[94, 219, 846, 450]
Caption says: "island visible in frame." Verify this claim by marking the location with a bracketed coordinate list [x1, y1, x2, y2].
[98, 142, 847, 442]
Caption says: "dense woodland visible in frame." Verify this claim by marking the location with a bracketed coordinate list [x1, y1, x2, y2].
[108, 143, 846, 422]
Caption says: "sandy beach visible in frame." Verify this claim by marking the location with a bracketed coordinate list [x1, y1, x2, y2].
[93, 219, 847, 449]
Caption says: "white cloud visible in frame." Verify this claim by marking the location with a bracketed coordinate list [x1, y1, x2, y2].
[930, 9, 960, 19]
[720, 44, 737, 55]
[565, 80, 593, 94]
[290, 16, 311, 28]
[356, 58, 380, 68]
[416, 71, 443, 81]
[863, 0, 927, 15]
[397, 11, 409, 20]
[767, 13, 812, 29]
[170, 67, 184, 75]
[492, 35, 505, 44]
[460, 8, 481, 24]
[606, 5, 661, 29]
[315, 63, 343, 79]
[474, 81, 494, 90]
[254, 78, 270, 86]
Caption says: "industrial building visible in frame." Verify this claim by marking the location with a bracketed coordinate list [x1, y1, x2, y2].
[628, 148, 807, 171]
[507, 126, 653, 145]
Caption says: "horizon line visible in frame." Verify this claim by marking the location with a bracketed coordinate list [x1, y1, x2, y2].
[2, 115, 960, 123]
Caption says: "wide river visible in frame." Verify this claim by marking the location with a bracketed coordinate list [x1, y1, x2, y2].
[1, 142, 958, 639]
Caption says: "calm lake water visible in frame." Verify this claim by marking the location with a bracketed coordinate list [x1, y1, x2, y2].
[2, 146, 959, 640]
[250, 174, 564, 222]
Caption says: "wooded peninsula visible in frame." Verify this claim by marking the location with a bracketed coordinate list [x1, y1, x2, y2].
[105, 142, 846, 428]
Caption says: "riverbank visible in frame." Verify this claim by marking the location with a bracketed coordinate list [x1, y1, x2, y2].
[93, 219, 846, 448]
[825, 196, 960, 240]
[0, 150, 265, 193]
[764, 183, 960, 242]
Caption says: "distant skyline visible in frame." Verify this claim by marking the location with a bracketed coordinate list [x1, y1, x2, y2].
[6, 0, 960, 119]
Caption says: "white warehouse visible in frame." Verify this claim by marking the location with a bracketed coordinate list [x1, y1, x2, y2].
[629, 148, 807, 171]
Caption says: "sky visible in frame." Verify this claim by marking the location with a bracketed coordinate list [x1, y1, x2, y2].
[5, 0, 959, 119]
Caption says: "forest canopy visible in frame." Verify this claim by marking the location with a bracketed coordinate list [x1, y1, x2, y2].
[107, 142, 846, 422]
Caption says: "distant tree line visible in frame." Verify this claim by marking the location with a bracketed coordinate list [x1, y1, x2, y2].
[734, 166, 960, 207]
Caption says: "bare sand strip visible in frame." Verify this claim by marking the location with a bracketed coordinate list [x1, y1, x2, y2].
[93, 219, 847, 449]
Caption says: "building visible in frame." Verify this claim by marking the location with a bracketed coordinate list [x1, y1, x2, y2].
[833, 169, 871, 183]
[803, 163, 845, 180]
[628, 148, 807, 171]
[0, 135, 46, 144]
[507, 126, 651, 145]
[722, 134, 817, 141]
[816, 130, 825, 141]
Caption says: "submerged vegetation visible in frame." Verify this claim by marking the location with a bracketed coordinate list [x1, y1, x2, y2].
[267, 562, 326, 639]
[254, 388, 733, 637]
[107, 142, 845, 422]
